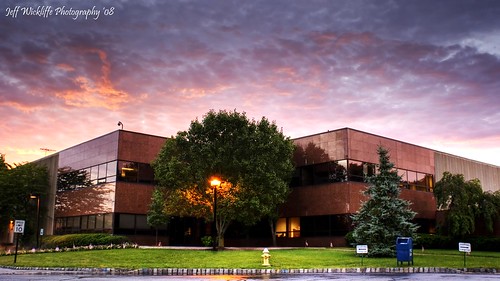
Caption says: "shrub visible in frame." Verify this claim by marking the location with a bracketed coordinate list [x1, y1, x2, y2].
[42, 233, 129, 249]
[201, 236, 213, 247]
[414, 234, 500, 251]
[344, 231, 356, 247]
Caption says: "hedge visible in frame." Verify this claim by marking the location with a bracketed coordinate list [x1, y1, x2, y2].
[412, 234, 500, 252]
[345, 232, 500, 252]
[42, 233, 129, 249]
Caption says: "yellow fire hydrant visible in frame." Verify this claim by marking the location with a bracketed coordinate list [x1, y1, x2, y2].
[261, 248, 271, 266]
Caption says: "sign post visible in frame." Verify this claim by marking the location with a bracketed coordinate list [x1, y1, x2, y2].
[356, 245, 368, 266]
[458, 242, 471, 267]
[13, 220, 25, 263]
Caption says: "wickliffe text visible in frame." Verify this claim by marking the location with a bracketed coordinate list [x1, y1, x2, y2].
[5, 5, 115, 20]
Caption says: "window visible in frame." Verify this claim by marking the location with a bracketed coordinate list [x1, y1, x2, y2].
[288, 217, 301, 238]
[426, 174, 434, 192]
[118, 161, 138, 182]
[106, 161, 117, 182]
[276, 218, 287, 237]
[407, 171, 417, 190]
[313, 162, 331, 184]
[98, 163, 107, 181]
[90, 166, 98, 185]
[119, 214, 135, 229]
[116, 161, 156, 184]
[399, 170, 408, 188]
[81, 216, 88, 230]
[290, 168, 301, 187]
[96, 214, 104, 230]
[364, 163, 376, 178]
[104, 214, 113, 229]
[136, 215, 150, 229]
[348, 160, 364, 182]
[275, 217, 301, 238]
[138, 163, 155, 184]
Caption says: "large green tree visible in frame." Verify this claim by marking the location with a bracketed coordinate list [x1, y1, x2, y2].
[434, 172, 499, 237]
[0, 155, 49, 245]
[151, 110, 295, 247]
[351, 146, 418, 257]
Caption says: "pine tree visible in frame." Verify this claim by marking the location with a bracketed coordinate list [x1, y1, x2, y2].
[351, 146, 418, 257]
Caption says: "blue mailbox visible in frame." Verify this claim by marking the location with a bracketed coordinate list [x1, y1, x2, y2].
[396, 237, 413, 266]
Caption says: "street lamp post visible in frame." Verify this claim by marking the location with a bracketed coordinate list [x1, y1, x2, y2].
[210, 178, 221, 251]
[30, 195, 40, 249]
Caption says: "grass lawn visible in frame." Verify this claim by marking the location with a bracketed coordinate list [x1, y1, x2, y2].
[1, 248, 499, 269]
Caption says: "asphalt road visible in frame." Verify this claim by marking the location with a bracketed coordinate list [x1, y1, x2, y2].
[0, 269, 498, 281]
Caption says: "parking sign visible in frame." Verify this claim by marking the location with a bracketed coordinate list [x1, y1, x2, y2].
[14, 220, 25, 234]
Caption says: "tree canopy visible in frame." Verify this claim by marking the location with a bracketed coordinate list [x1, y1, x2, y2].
[434, 172, 500, 237]
[0, 155, 49, 244]
[351, 146, 418, 257]
[151, 110, 295, 247]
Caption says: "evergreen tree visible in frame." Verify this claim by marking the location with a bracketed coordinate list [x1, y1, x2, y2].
[351, 146, 418, 257]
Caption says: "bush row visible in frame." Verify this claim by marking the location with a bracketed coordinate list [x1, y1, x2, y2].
[345, 232, 500, 252]
[42, 233, 129, 249]
[414, 234, 500, 252]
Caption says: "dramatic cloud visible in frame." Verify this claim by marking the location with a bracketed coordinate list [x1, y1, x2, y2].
[1, 0, 499, 166]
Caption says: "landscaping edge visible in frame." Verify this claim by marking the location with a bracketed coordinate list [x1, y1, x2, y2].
[0, 266, 498, 276]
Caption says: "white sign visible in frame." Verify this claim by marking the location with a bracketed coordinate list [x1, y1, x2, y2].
[459, 242, 471, 253]
[40, 228, 44, 236]
[14, 220, 25, 234]
[356, 244, 368, 254]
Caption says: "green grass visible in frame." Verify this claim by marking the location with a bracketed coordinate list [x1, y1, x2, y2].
[1, 248, 499, 269]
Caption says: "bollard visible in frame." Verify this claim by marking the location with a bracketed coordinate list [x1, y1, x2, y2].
[261, 248, 271, 266]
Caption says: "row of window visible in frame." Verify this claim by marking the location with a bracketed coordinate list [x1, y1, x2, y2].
[54, 213, 166, 234]
[277, 215, 434, 238]
[55, 214, 113, 234]
[291, 159, 434, 192]
[57, 161, 156, 191]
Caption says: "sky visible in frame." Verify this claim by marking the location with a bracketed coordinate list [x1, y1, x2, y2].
[1, 0, 499, 167]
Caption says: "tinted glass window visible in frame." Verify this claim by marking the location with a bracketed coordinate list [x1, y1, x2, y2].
[118, 161, 138, 182]
[138, 163, 155, 184]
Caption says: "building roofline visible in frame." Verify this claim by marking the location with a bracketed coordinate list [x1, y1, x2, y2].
[36, 130, 169, 161]
[292, 127, 500, 168]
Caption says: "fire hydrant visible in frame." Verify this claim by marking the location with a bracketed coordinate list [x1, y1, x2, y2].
[261, 248, 271, 266]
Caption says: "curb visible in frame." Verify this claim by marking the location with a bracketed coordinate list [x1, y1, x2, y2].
[0, 266, 498, 276]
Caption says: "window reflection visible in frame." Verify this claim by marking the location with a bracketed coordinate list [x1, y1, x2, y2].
[292, 159, 434, 192]
[107, 161, 117, 179]
[57, 167, 92, 192]
[55, 213, 114, 234]
[90, 166, 98, 185]
[57, 161, 117, 192]
[98, 163, 107, 181]
[117, 161, 155, 184]
[348, 160, 364, 182]
[138, 163, 155, 184]
[119, 162, 138, 182]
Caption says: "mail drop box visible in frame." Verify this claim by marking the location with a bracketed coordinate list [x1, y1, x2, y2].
[396, 237, 413, 265]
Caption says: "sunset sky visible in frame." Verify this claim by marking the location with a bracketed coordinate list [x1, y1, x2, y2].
[1, 0, 499, 167]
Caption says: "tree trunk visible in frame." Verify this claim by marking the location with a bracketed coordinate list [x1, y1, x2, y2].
[269, 218, 277, 247]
